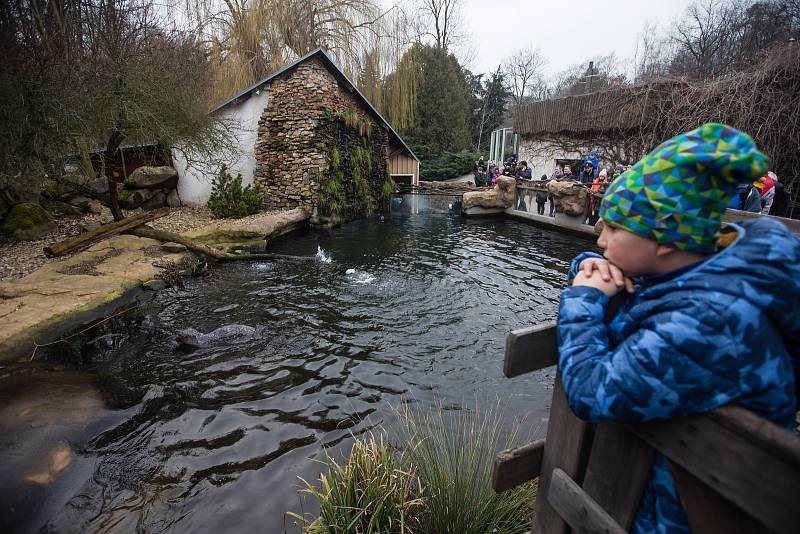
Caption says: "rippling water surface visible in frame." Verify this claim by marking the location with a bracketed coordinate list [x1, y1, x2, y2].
[5, 212, 594, 533]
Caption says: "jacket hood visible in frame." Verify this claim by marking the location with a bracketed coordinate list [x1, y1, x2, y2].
[649, 218, 800, 342]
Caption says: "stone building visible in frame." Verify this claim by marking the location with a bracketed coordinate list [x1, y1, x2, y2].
[174, 48, 419, 221]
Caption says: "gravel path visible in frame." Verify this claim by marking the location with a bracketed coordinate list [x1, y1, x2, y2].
[0, 206, 223, 282]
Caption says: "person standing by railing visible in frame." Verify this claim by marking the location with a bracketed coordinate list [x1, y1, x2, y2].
[548, 165, 564, 216]
[557, 123, 799, 534]
[536, 174, 549, 215]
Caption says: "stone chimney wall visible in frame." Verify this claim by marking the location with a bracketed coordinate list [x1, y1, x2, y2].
[254, 57, 389, 215]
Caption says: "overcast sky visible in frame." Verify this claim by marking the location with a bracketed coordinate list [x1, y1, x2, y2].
[386, 0, 697, 77]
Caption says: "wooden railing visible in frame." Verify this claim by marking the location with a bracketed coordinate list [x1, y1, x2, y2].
[492, 320, 800, 533]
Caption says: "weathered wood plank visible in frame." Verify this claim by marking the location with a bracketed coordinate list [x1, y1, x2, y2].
[669, 461, 769, 534]
[532, 375, 594, 534]
[581, 424, 654, 531]
[547, 468, 626, 534]
[43, 208, 168, 257]
[492, 438, 545, 493]
[631, 406, 800, 534]
[723, 208, 800, 234]
[504, 322, 558, 378]
[707, 405, 800, 467]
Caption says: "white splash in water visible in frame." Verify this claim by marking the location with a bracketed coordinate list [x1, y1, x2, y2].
[316, 246, 332, 263]
[345, 268, 376, 284]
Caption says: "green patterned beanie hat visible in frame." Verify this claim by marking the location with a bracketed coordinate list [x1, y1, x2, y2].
[600, 123, 769, 253]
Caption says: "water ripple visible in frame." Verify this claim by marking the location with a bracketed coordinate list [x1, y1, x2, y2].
[40, 213, 594, 534]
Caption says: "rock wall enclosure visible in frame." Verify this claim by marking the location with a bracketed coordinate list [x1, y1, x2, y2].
[254, 58, 389, 221]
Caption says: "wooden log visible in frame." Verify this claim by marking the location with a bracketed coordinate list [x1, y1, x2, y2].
[532, 375, 594, 534]
[581, 424, 654, 531]
[630, 405, 800, 534]
[492, 438, 545, 492]
[504, 322, 558, 378]
[669, 461, 768, 534]
[43, 208, 169, 257]
[547, 468, 626, 534]
[128, 225, 315, 262]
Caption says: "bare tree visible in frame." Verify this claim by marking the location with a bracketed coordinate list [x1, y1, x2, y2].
[0, 0, 237, 220]
[415, 0, 464, 52]
[669, 0, 747, 79]
[632, 21, 672, 82]
[179, 0, 388, 102]
[502, 46, 547, 107]
[550, 53, 626, 97]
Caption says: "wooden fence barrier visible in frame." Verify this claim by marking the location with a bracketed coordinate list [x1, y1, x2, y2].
[493, 322, 800, 534]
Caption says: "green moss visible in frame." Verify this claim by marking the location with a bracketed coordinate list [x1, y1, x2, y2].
[46, 200, 83, 218]
[117, 189, 135, 202]
[319, 148, 347, 217]
[1, 203, 55, 238]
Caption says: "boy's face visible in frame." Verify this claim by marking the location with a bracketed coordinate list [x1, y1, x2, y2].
[596, 223, 660, 277]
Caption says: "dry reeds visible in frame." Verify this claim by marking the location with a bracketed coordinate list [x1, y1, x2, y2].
[515, 44, 800, 204]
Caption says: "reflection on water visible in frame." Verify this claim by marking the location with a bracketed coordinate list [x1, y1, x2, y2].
[0, 212, 593, 533]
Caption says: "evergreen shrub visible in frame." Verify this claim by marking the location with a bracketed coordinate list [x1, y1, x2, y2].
[419, 150, 479, 182]
[206, 165, 264, 219]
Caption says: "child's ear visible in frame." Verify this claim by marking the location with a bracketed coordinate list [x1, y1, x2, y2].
[655, 245, 676, 257]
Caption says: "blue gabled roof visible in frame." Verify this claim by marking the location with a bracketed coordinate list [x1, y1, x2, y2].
[209, 48, 419, 162]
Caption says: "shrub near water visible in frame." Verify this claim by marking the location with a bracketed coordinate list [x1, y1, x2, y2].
[292, 434, 424, 533]
[396, 403, 534, 534]
[206, 165, 265, 218]
[292, 403, 535, 533]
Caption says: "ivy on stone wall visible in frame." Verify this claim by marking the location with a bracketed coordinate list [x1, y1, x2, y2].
[380, 164, 395, 212]
[341, 107, 372, 139]
[316, 108, 388, 220]
[319, 147, 347, 216]
[349, 141, 372, 213]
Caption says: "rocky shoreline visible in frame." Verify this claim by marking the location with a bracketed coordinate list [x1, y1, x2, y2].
[0, 206, 307, 363]
[0, 206, 225, 282]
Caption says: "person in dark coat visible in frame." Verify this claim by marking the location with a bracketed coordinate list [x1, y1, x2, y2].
[536, 174, 548, 214]
[515, 161, 532, 180]
[579, 162, 595, 185]
[558, 123, 798, 534]
[769, 171, 789, 217]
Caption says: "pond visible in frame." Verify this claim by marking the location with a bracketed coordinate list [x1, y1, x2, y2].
[1, 211, 593, 533]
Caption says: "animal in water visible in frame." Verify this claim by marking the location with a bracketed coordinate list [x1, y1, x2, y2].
[175, 325, 258, 348]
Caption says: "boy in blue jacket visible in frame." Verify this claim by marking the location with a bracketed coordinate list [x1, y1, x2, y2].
[557, 123, 799, 534]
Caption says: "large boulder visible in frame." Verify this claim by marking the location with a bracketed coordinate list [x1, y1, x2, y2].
[140, 191, 166, 210]
[462, 175, 516, 211]
[126, 166, 178, 190]
[166, 188, 182, 208]
[547, 179, 588, 217]
[43, 199, 83, 219]
[1, 203, 57, 241]
[117, 188, 156, 209]
[85, 177, 109, 197]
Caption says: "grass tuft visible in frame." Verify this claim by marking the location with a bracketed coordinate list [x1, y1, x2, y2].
[290, 401, 536, 533]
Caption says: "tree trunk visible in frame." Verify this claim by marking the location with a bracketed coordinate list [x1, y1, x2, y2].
[105, 127, 126, 221]
[127, 225, 316, 262]
[44, 208, 168, 257]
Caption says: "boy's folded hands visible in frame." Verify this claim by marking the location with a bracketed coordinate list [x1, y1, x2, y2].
[573, 258, 636, 297]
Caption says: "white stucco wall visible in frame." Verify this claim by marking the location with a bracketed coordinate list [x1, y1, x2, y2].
[173, 90, 270, 206]
[517, 138, 582, 181]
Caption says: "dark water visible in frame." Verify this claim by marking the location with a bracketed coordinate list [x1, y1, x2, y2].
[2, 212, 593, 533]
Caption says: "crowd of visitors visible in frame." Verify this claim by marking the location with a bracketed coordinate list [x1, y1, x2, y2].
[473, 155, 531, 187]
[487, 152, 790, 223]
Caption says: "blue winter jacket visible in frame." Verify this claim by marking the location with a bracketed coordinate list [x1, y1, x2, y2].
[557, 218, 799, 534]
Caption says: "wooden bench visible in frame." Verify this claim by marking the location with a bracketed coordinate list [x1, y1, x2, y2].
[492, 320, 800, 534]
